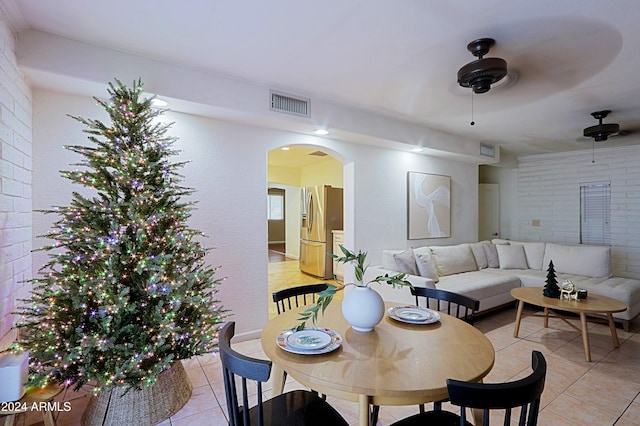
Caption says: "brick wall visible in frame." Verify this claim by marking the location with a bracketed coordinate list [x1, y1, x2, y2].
[517, 146, 640, 279]
[0, 12, 32, 351]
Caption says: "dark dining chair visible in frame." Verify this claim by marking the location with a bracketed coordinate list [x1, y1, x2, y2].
[272, 283, 330, 400]
[390, 350, 547, 426]
[411, 286, 480, 325]
[371, 287, 481, 424]
[272, 283, 329, 314]
[219, 321, 348, 426]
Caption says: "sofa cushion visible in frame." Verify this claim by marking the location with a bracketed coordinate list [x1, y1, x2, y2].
[430, 244, 478, 276]
[413, 249, 439, 282]
[510, 241, 546, 270]
[392, 248, 418, 275]
[437, 270, 520, 303]
[469, 241, 489, 269]
[507, 269, 548, 287]
[496, 244, 528, 269]
[543, 243, 611, 278]
[483, 244, 500, 268]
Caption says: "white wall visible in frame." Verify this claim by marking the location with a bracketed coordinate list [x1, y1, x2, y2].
[514, 146, 640, 279]
[346, 148, 479, 264]
[0, 12, 32, 351]
[31, 89, 480, 338]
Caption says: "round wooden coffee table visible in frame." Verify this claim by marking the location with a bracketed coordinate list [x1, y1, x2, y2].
[511, 287, 627, 361]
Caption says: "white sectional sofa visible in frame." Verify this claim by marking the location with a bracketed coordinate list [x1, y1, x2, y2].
[363, 240, 640, 330]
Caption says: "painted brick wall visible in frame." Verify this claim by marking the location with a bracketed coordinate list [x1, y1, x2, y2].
[517, 146, 640, 279]
[0, 12, 32, 351]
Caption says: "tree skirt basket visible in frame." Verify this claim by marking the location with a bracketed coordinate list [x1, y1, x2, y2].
[81, 361, 192, 426]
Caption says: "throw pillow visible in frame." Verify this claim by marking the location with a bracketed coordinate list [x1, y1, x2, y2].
[430, 244, 477, 276]
[414, 250, 439, 282]
[492, 238, 510, 245]
[483, 244, 499, 268]
[469, 241, 489, 269]
[511, 241, 546, 270]
[496, 244, 528, 269]
[392, 248, 418, 275]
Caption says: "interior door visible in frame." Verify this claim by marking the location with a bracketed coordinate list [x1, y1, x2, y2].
[479, 183, 500, 241]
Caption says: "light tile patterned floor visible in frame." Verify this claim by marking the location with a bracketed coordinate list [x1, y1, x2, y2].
[18, 260, 640, 425]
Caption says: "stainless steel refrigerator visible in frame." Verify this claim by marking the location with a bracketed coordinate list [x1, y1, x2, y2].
[299, 185, 343, 279]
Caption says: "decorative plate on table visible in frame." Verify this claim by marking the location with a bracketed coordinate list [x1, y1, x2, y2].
[387, 305, 441, 324]
[276, 328, 342, 355]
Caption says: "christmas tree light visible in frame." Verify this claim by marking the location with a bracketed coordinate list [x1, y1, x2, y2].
[14, 79, 226, 392]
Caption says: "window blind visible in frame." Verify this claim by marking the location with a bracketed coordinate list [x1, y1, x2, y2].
[580, 181, 611, 245]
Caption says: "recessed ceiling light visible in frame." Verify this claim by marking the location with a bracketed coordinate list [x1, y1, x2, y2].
[411, 147, 424, 152]
[281, 147, 290, 151]
[151, 98, 169, 108]
[313, 129, 329, 135]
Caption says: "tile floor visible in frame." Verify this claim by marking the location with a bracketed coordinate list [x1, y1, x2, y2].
[16, 260, 640, 425]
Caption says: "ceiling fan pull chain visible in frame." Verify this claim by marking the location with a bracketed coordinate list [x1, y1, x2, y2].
[592, 139, 596, 164]
[470, 91, 475, 126]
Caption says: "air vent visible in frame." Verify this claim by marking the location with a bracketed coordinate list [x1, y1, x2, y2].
[309, 151, 328, 157]
[480, 143, 496, 157]
[270, 91, 310, 117]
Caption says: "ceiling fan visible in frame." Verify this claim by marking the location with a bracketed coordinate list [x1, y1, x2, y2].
[457, 38, 508, 94]
[457, 38, 509, 126]
[583, 110, 623, 141]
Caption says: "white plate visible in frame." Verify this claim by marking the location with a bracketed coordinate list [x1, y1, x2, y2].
[387, 306, 441, 324]
[286, 329, 332, 350]
[277, 328, 343, 355]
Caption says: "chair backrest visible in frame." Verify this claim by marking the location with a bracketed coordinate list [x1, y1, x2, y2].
[219, 321, 272, 426]
[411, 287, 480, 324]
[272, 283, 329, 314]
[447, 350, 547, 426]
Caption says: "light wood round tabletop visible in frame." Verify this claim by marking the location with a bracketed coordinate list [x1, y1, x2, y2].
[261, 301, 495, 426]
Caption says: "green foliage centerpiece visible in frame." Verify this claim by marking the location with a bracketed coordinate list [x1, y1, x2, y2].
[13, 80, 226, 424]
[297, 245, 412, 331]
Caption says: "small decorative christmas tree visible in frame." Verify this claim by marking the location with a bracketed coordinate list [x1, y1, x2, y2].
[543, 260, 560, 298]
[15, 79, 226, 394]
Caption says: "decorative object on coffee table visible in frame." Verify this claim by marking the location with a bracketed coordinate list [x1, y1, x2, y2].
[560, 280, 589, 301]
[543, 260, 560, 298]
[13, 79, 227, 425]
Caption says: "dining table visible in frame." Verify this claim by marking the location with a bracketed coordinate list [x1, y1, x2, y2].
[260, 301, 495, 426]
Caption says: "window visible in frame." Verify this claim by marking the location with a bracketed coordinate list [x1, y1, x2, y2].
[267, 193, 284, 220]
[580, 181, 611, 245]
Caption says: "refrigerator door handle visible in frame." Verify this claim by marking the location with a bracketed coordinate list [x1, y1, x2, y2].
[308, 192, 313, 232]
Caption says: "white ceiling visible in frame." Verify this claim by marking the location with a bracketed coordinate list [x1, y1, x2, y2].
[3, 0, 640, 160]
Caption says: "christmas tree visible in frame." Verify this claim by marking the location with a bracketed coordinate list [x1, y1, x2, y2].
[543, 260, 560, 298]
[15, 79, 226, 393]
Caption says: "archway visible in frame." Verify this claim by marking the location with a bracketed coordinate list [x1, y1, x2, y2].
[266, 144, 349, 318]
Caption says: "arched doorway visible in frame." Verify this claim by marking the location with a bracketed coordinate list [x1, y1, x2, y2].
[266, 145, 345, 318]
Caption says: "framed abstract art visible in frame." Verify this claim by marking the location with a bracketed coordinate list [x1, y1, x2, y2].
[407, 171, 451, 239]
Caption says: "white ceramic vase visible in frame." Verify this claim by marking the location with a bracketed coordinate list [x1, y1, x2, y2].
[341, 285, 385, 332]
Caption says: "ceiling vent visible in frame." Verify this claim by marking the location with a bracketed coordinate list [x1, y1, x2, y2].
[308, 150, 328, 157]
[270, 91, 310, 117]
